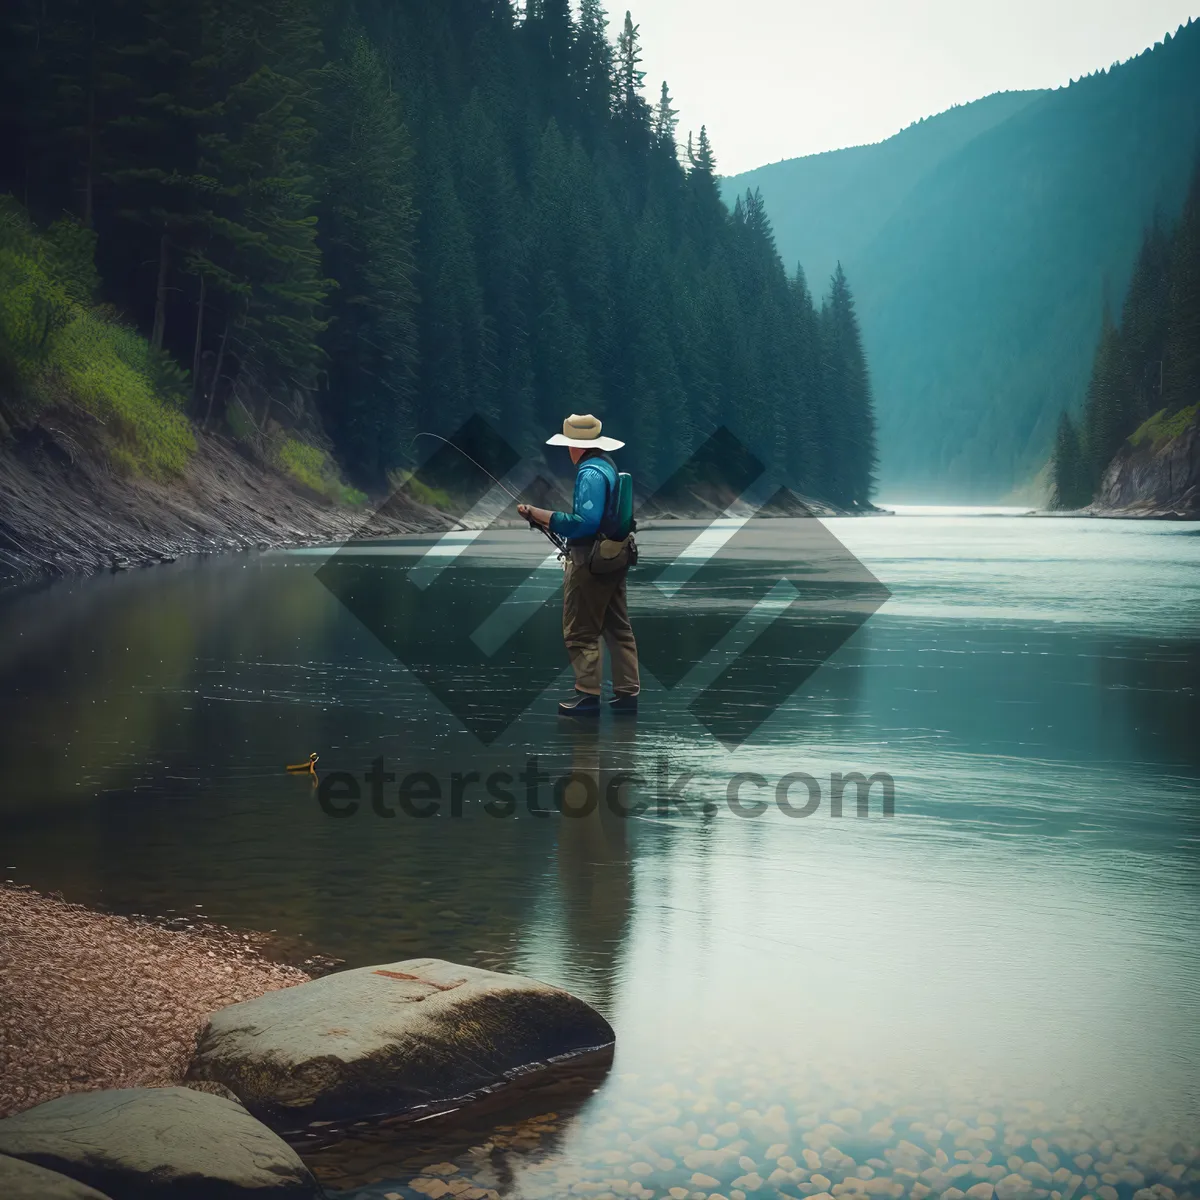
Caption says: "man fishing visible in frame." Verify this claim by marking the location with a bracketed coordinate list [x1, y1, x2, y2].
[517, 414, 641, 717]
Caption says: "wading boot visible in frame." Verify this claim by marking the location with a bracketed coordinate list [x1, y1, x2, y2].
[608, 693, 639, 715]
[559, 691, 600, 717]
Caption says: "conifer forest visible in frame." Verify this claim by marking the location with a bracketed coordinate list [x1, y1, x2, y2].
[0, 0, 878, 504]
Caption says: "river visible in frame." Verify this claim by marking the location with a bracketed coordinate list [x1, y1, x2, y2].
[2, 508, 1198, 1198]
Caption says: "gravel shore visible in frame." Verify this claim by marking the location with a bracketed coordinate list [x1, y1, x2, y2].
[0, 884, 311, 1118]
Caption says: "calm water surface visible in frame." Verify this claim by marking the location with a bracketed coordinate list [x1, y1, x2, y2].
[2, 509, 1199, 1198]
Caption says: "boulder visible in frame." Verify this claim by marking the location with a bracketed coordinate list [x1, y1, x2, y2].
[0, 1087, 320, 1199]
[186, 957, 615, 1131]
[0, 1154, 114, 1199]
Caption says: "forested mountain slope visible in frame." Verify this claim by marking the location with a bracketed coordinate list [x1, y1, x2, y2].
[724, 89, 1043, 294]
[0, 0, 876, 510]
[726, 20, 1200, 500]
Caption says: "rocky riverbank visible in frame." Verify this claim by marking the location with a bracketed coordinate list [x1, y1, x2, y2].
[1088, 405, 1200, 520]
[0, 885, 312, 1119]
[0, 884, 616, 1197]
[0, 423, 447, 589]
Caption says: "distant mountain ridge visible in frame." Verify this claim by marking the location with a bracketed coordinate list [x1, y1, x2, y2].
[725, 21, 1200, 500]
[724, 89, 1046, 292]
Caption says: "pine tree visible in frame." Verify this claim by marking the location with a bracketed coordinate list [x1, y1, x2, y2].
[103, 0, 203, 353]
[821, 263, 877, 506]
[414, 106, 495, 434]
[456, 90, 536, 452]
[1163, 162, 1200, 412]
[1050, 411, 1091, 508]
[614, 11, 650, 154]
[523, 0, 575, 121]
[188, 0, 330, 416]
[12, 0, 134, 229]
[685, 125, 724, 258]
[1119, 218, 1171, 422]
[786, 265, 821, 488]
[574, 0, 615, 137]
[1081, 304, 1129, 483]
[319, 28, 420, 482]
[652, 81, 678, 151]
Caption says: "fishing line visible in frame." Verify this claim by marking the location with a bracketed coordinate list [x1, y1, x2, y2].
[411, 432, 566, 556]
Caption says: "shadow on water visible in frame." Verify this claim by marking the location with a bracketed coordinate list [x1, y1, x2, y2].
[304, 1050, 614, 1196]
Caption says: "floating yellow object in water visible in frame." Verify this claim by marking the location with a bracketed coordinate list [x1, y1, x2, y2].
[286, 753, 319, 774]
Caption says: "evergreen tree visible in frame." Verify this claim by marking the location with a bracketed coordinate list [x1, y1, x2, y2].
[685, 125, 724, 257]
[319, 28, 420, 482]
[614, 11, 650, 154]
[1163, 163, 1200, 412]
[412, 104, 495, 434]
[189, 0, 330, 411]
[652, 81, 678, 151]
[1118, 218, 1171, 422]
[820, 263, 877, 506]
[574, 0, 615, 138]
[1050, 411, 1091, 508]
[523, 0, 575, 121]
[456, 89, 536, 451]
[1081, 304, 1129, 484]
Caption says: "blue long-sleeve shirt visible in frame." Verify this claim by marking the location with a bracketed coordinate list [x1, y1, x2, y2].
[549, 458, 616, 541]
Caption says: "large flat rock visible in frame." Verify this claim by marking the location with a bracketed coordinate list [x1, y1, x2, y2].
[186, 957, 615, 1131]
[0, 1154, 114, 1199]
[0, 1087, 320, 1199]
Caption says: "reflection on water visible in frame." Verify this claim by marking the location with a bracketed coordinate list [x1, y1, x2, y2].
[2, 514, 1199, 1198]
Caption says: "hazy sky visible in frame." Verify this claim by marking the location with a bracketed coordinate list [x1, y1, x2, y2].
[610, 0, 1200, 175]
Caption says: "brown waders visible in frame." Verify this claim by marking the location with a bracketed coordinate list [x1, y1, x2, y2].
[562, 545, 640, 697]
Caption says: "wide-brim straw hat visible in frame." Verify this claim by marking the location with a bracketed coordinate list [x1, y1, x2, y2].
[545, 413, 625, 451]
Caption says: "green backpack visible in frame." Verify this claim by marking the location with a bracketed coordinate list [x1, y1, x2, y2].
[588, 454, 637, 574]
[611, 470, 635, 541]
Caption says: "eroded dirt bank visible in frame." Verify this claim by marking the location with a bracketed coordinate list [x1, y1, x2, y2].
[0, 423, 444, 588]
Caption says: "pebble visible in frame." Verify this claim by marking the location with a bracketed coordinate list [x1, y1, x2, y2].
[289, 1060, 1200, 1200]
[412, 1181, 450, 1199]
[0, 886, 309, 1118]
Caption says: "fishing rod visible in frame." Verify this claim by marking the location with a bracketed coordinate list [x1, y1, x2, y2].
[411, 432, 567, 557]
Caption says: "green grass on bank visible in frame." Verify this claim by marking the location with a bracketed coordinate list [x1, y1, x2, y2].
[276, 435, 367, 507]
[1, 196, 366, 504]
[1128, 403, 1200, 450]
[0, 196, 195, 477]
